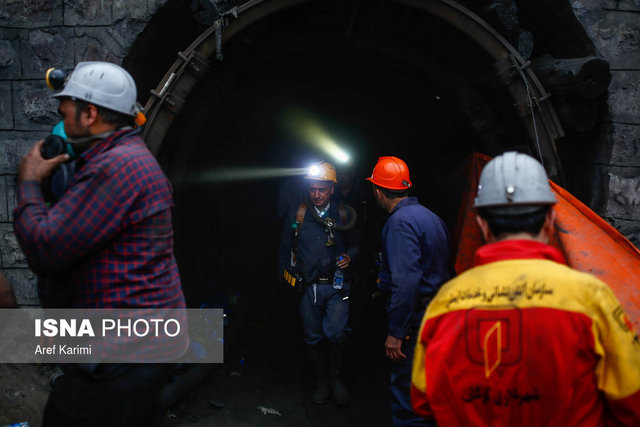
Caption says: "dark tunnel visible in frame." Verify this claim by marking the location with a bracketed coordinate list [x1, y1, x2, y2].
[130, 0, 534, 304]
[127, 0, 550, 345]
[121, 1, 606, 410]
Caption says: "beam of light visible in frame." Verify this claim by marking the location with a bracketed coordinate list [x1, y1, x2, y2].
[186, 167, 307, 184]
[283, 108, 351, 164]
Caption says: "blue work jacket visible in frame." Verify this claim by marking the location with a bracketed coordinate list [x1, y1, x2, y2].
[279, 201, 359, 285]
[378, 197, 450, 338]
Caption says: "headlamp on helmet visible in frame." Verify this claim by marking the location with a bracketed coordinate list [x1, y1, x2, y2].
[304, 161, 337, 183]
[45, 67, 72, 90]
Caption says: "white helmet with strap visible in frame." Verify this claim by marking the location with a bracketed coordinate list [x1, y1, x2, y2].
[52, 61, 140, 118]
[474, 151, 556, 214]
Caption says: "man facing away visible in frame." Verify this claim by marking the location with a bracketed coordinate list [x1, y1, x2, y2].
[368, 156, 450, 427]
[411, 151, 640, 426]
[13, 61, 187, 426]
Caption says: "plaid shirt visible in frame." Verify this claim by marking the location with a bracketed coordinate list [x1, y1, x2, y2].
[14, 129, 186, 310]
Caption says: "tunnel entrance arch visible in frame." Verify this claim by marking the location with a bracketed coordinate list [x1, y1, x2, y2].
[130, 0, 573, 306]
[142, 0, 564, 182]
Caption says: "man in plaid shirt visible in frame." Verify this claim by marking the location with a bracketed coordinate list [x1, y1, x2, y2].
[13, 62, 186, 426]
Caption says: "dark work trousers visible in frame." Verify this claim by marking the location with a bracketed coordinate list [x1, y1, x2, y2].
[43, 363, 175, 427]
[390, 311, 435, 427]
[299, 282, 351, 346]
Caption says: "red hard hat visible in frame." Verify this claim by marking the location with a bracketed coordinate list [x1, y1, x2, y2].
[366, 156, 412, 190]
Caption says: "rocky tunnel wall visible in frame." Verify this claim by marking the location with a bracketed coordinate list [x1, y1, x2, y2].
[0, 0, 638, 305]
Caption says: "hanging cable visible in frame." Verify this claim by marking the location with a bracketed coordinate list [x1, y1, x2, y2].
[514, 58, 544, 167]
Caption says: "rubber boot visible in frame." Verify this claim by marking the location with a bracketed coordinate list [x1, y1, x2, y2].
[308, 344, 330, 404]
[329, 344, 350, 406]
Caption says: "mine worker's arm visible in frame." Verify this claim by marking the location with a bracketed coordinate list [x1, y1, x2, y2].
[592, 283, 640, 424]
[384, 219, 424, 341]
[17, 139, 69, 184]
[14, 153, 150, 274]
[0, 271, 17, 308]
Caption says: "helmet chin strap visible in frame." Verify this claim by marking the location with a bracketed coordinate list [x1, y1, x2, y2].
[66, 126, 133, 153]
[66, 131, 115, 146]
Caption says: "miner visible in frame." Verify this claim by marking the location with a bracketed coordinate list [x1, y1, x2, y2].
[279, 160, 359, 406]
[368, 156, 450, 427]
[411, 151, 640, 425]
[13, 61, 187, 425]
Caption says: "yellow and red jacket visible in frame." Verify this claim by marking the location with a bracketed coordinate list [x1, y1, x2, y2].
[411, 240, 640, 426]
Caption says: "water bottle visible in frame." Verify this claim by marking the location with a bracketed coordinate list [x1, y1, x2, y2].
[333, 257, 344, 290]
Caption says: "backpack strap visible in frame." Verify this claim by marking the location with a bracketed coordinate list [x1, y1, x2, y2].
[291, 203, 307, 266]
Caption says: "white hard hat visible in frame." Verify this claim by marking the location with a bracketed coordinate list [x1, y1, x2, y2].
[474, 151, 556, 214]
[52, 62, 139, 117]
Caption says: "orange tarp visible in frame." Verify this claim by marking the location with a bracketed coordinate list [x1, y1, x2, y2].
[453, 153, 640, 331]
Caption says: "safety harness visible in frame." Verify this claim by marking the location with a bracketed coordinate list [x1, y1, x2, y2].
[284, 201, 357, 290]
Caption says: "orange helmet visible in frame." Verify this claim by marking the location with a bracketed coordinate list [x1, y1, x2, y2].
[367, 156, 412, 190]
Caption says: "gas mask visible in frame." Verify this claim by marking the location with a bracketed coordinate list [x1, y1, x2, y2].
[41, 121, 76, 160]
[41, 121, 75, 205]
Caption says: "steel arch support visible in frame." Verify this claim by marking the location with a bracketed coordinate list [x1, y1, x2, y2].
[142, 0, 565, 182]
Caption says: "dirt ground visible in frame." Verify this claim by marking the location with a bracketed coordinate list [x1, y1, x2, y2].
[165, 347, 391, 426]
[164, 295, 393, 426]
[0, 364, 52, 426]
[0, 351, 390, 427]
[0, 301, 392, 426]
